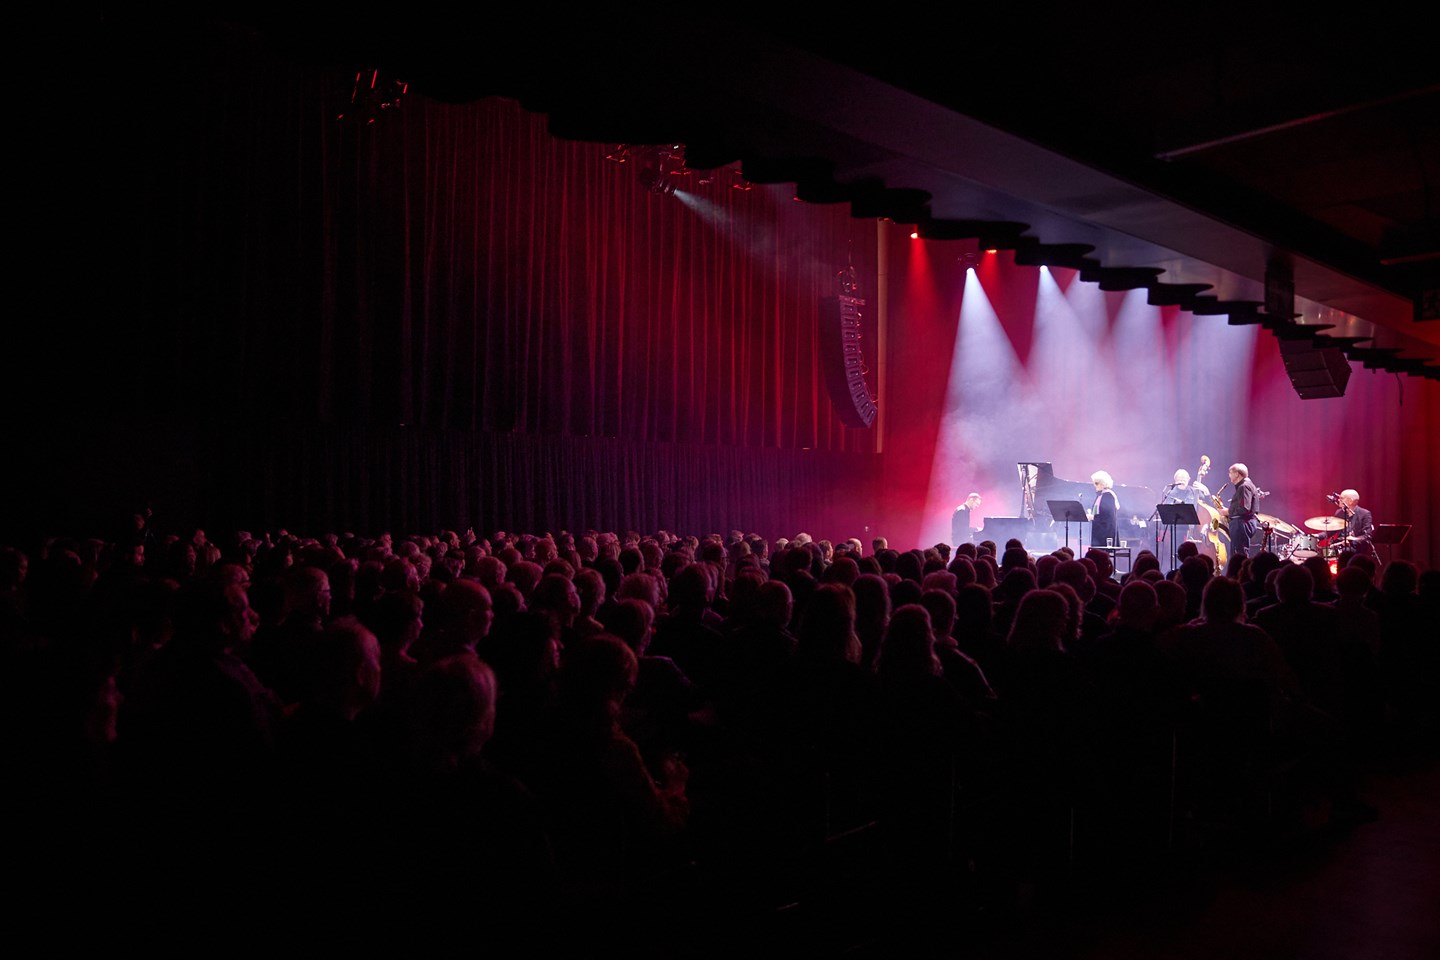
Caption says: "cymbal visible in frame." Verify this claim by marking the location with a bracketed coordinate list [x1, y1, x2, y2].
[1305, 516, 1346, 531]
[1257, 513, 1298, 535]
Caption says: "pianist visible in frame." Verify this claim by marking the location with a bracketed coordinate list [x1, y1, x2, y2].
[952, 492, 983, 546]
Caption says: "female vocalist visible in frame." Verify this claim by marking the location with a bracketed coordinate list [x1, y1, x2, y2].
[1089, 470, 1119, 549]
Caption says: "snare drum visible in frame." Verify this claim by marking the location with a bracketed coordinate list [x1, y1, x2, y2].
[1288, 533, 1319, 559]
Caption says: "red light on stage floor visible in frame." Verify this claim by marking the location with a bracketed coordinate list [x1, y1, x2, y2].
[1329, 558, 1339, 577]
[910, 230, 920, 240]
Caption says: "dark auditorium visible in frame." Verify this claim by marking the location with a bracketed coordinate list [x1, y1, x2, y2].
[6, 12, 1440, 958]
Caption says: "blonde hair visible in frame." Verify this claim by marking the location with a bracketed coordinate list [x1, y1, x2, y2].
[1090, 470, 1113, 489]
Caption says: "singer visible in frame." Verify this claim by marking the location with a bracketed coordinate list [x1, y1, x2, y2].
[1090, 470, 1119, 549]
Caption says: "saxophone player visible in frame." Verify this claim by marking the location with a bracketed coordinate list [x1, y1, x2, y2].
[1215, 463, 1260, 567]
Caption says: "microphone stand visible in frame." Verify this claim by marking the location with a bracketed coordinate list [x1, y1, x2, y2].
[1154, 481, 1179, 568]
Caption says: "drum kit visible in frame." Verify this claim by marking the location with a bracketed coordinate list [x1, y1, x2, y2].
[1281, 514, 1349, 562]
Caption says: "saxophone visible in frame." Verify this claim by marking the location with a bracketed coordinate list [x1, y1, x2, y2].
[1211, 481, 1230, 532]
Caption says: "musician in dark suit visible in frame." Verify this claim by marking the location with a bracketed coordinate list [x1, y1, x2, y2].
[1090, 471, 1119, 549]
[1222, 462, 1260, 564]
[1334, 489, 1376, 560]
[951, 492, 982, 546]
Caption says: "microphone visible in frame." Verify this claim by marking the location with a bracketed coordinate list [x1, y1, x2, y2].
[1257, 490, 1270, 497]
[1325, 493, 1340, 503]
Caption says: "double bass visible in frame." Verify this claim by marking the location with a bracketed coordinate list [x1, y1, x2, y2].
[1199, 455, 1228, 571]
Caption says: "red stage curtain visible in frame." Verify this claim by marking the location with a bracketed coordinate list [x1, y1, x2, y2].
[11, 22, 881, 542]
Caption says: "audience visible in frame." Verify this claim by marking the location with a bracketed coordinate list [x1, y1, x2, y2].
[5, 520, 1429, 945]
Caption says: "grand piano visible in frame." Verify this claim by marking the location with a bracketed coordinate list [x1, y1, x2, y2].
[976, 463, 1162, 554]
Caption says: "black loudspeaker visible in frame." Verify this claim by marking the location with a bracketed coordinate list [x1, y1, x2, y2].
[819, 295, 877, 428]
[1279, 339, 1351, 399]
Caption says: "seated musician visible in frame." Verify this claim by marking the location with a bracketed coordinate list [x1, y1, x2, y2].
[1333, 489, 1377, 560]
[952, 492, 983, 547]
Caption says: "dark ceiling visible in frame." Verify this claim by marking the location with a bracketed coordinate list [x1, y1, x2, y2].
[252, 11, 1440, 380]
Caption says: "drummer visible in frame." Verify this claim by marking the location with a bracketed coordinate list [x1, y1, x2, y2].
[1332, 489, 1377, 561]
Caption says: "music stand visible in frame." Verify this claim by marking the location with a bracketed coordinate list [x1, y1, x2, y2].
[1047, 500, 1088, 552]
[1371, 523, 1410, 569]
[1156, 503, 1200, 574]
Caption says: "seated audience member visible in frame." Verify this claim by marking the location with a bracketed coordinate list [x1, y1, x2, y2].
[472, 555, 507, 591]
[410, 579, 493, 664]
[1053, 560, 1111, 645]
[1084, 548, 1122, 595]
[1123, 550, 1160, 584]
[954, 582, 1002, 679]
[572, 567, 608, 637]
[1176, 555, 1212, 621]
[526, 634, 690, 912]
[648, 563, 726, 692]
[1246, 565, 1286, 620]
[1329, 564, 1385, 747]
[1254, 565, 1344, 719]
[1158, 576, 1302, 726]
[1372, 560, 1431, 738]
[973, 556, 997, 590]
[365, 589, 424, 703]
[506, 560, 545, 602]
[607, 597, 710, 776]
[373, 654, 559, 932]
[247, 564, 332, 706]
[1243, 550, 1283, 604]
[874, 604, 975, 860]
[1035, 553, 1061, 588]
[1088, 581, 1184, 733]
[476, 610, 561, 780]
[721, 575, 797, 703]
[528, 572, 583, 651]
[275, 617, 381, 838]
[380, 556, 421, 596]
[615, 571, 663, 611]
[851, 572, 891, 671]
[780, 583, 880, 826]
[920, 587, 996, 707]
[991, 567, 1037, 640]
[947, 555, 977, 589]
[995, 589, 1104, 848]
[120, 577, 283, 885]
